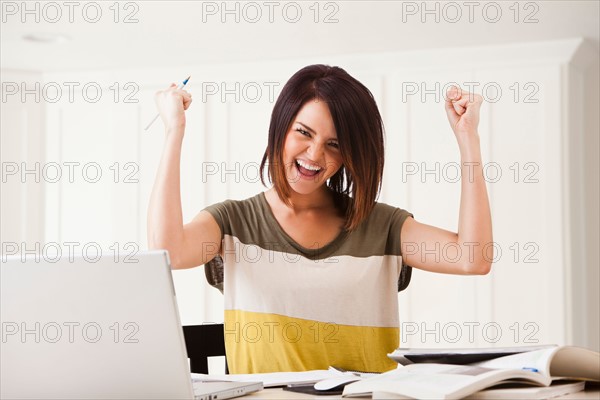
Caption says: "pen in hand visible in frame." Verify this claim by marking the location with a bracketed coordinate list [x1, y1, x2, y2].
[144, 75, 191, 131]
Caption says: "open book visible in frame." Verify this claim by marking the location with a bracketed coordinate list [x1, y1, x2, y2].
[343, 346, 599, 399]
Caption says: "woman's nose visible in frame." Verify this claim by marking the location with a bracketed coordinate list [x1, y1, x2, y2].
[307, 141, 325, 160]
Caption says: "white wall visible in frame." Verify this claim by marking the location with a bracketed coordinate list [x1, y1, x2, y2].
[1, 39, 598, 351]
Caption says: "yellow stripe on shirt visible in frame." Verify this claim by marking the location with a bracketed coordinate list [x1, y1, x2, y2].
[224, 309, 399, 374]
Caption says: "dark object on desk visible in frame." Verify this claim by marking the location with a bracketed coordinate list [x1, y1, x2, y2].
[205, 255, 413, 293]
[390, 345, 557, 365]
[405, 352, 527, 364]
[182, 324, 228, 374]
[283, 384, 344, 396]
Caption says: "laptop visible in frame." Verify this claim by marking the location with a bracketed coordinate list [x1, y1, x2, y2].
[0, 250, 262, 399]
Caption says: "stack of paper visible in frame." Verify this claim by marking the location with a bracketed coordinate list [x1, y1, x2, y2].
[342, 345, 599, 399]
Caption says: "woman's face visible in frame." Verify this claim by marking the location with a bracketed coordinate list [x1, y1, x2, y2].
[281, 99, 344, 195]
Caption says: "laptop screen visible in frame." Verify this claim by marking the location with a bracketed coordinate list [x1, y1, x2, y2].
[1, 250, 195, 399]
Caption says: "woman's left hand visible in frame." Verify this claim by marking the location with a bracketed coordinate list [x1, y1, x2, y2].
[445, 86, 484, 142]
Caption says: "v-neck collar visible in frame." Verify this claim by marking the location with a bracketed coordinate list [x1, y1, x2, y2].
[258, 191, 348, 258]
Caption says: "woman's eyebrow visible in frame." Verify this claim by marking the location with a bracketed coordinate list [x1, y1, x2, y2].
[296, 121, 316, 133]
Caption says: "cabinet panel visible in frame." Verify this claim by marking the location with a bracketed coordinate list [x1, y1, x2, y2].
[46, 90, 139, 252]
[475, 65, 564, 346]
[391, 69, 483, 347]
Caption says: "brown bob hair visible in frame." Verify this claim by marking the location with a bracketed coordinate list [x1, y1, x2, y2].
[260, 64, 385, 232]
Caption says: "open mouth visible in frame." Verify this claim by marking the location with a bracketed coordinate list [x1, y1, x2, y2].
[295, 159, 323, 178]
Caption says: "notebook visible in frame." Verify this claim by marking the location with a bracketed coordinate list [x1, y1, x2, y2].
[0, 250, 262, 399]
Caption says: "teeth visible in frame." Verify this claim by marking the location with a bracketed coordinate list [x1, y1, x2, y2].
[296, 159, 322, 171]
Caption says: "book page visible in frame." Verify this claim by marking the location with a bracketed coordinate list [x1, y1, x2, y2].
[470, 348, 556, 376]
[551, 347, 600, 381]
[463, 381, 585, 400]
[471, 346, 600, 381]
[343, 363, 549, 399]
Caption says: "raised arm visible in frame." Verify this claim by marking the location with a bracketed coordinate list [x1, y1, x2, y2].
[146, 84, 221, 270]
[401, 86, 493, 275]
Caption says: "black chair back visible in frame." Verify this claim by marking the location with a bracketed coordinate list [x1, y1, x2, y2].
[182, 324, 228, 374]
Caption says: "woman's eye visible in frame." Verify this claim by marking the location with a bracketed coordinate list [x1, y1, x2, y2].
[329, 142, 339, 149]
[296, 128, 309, 136]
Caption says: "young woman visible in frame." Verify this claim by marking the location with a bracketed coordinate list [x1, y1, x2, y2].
[147, 65, 492, 374]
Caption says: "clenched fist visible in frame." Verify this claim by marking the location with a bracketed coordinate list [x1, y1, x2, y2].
[154, 83, 193, 135]
[445, 86, 483, 142]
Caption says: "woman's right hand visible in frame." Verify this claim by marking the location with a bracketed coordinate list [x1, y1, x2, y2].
[154, 83, 192, 135]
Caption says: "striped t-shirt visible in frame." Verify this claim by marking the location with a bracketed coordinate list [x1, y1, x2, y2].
[203, 192, 413, 374]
